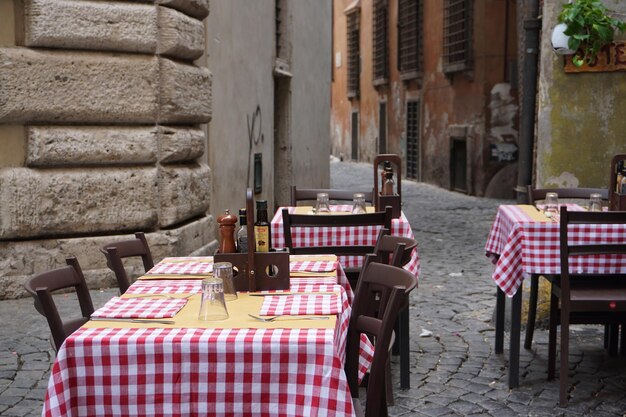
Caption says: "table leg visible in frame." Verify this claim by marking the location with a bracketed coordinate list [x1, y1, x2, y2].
[495, 287, 505, 354]
[509, 289, 522, 389]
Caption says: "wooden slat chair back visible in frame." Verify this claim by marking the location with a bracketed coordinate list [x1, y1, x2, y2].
[345, 261, 418, 417]
[290, 185, 374, 206]
[524, 186, 610, 350]
[23, 257, 94, 351]
[548, 207, 626, 406]
[100, 232, 154, 295]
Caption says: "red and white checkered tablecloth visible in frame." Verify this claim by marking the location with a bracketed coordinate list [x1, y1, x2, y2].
[259, 294, 343, 316]
[127, 279, 203, 295]
[147, 259, 214, 275]
[43, 261, 366, 417]
[91, 297, 188, 319]
[272, 205, 420, 278]
[289, 260, 338, 273]
[485, 204, 626, 297]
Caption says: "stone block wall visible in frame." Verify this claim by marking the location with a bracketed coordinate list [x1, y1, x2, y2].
[0, 0, 216, 299]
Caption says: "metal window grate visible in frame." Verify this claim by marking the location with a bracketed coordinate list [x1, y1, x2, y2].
[275, 0, 283, 57]
[347, 11, 360, 98]
[398, 0, 423, 80]
[373, 0, 388, 84]
[406, 101, 420, 180]
[443, 0, 472, 74]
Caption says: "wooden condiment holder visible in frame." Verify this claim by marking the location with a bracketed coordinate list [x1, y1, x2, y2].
[609, 153, 626, 211]
[214, 188, 290, 291]
[373, 154, 402, 218]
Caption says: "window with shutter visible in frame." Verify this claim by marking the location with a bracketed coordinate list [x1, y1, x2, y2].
[443, 0, 472, 74]
[347, 11, 360, 98]
[373, 0, 388, 85]
[397, 0, 423, 81]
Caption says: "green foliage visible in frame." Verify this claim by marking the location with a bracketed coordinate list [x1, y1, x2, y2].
[559, 0, 626, 67]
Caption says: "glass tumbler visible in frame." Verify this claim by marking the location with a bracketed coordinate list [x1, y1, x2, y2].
[214, 262, 237, 301]
[315, 192, 331, 214]
[351, 193, 367, 214]
[198, 277, 229, 321]
[589, 193, 603, 212]
[544, 192, 559, 217]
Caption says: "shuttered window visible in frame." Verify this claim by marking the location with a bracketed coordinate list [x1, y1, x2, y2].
[347, 11, 360, 98]
[443, 0, 472, 74]
[373, 0, 388, 85]
[397, 0, 422, 80]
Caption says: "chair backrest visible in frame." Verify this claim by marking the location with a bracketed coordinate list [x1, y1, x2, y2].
[527, 186, 609, 205]
[559, 207, 626, 298]
[281, 207, 392, 257]
[100, 232, 154, 294]
[23, 257, 94, 351]
[345, 262, 417, 417]
[290, 185, 374, 206]
[373, 234, 418, 268]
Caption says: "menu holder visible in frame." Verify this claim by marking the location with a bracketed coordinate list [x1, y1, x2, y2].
[609, 154, 626, 211]
[214, 189, 290, 292]
[373, 154, 402, 218]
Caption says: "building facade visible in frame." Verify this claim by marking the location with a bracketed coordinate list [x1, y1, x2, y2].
[331, 0, 519, 198]
[0, 0, 331, 299]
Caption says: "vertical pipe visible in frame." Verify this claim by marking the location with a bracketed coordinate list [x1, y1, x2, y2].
[516, 0, 541, 203]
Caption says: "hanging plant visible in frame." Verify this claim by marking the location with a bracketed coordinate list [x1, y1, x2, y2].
[558, 0, 626, 67]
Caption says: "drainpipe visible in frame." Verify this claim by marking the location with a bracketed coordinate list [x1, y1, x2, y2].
[516, 0, 541, 203]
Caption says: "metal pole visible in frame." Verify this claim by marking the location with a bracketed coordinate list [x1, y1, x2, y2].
[516, 0, 541, 203]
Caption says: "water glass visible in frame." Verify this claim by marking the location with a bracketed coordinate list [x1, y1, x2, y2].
[315, 192, 331, 214]
[351, 193, 367, 214]
[589, 193, 603, 212]
[544, 192, 559, 217]
[214, 262, 237, 301]
[198, 277, 229, 321]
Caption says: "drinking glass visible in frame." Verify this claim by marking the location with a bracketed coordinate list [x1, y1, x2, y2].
[351, 193, 367, 214]
[214, 262, 237, 301]
[198, 277, 229, 320]
[589, 193, 603, 212]
[544, 192, 559, 217]
[315, 193, 331, 214]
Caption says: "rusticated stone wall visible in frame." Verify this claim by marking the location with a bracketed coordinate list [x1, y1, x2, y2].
[0, 0, 216, 299]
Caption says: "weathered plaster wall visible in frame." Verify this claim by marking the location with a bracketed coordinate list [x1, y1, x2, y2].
[537, 0, 626, 188]
[0, 0, 216, 299]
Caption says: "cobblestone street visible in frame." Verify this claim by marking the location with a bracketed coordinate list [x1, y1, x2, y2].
[1, 160, 626, 416]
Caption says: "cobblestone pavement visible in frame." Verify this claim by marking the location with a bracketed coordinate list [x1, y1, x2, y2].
[1, 160, 625, 416]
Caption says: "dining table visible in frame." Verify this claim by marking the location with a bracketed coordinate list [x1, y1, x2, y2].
[270, 205, 420, 277]
[485, 204, 626, 388]
[42, 255, 372, 417]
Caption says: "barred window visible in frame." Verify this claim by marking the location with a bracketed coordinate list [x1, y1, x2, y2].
[443, 0, 472, 74]
[347, 10, 360, 98]
[373, 0, 388, 85]
[397, 0, 423, 80]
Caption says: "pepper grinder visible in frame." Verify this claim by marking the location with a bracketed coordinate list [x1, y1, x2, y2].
[217, 209, 237, 253]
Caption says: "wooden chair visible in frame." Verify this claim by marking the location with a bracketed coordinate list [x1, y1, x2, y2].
[281, 206, 392, 285]
[290, 185, 374, 206]
[23, 257, 94, 351]
[100, 232, 154, 295]
[345, 261, 418, 417]
[524, 186, 610, 350]
[547, 207, 626, 406]
[373, 235, 418, 390]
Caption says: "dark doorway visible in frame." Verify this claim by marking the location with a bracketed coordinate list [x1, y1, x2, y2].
[450, 137, 468, 193]
[351, 111, 359, 160]
[378, 102, 387, 154]
[406, 100, 420, 180]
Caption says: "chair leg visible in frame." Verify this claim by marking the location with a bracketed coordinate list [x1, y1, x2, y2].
[604, 324, 609, 349]
[398, 307, 410, 389]
[495, 287, 505, 354]
[548, 291, 558, 381]
[608, 324, 619, 356]
[385, 357, 394, 406]
[524, 274, 539, 350]
[559, 306, 570, 407]
[621, 324, 626, 357]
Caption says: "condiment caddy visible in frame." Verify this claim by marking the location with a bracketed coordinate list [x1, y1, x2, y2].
[215, 189, 290, 292]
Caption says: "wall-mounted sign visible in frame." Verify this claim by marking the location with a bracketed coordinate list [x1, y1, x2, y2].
[489, 143, 518, 163]
[564, 41, 626, 73]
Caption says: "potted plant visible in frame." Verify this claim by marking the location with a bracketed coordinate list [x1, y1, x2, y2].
[555, 0, 625, 67]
